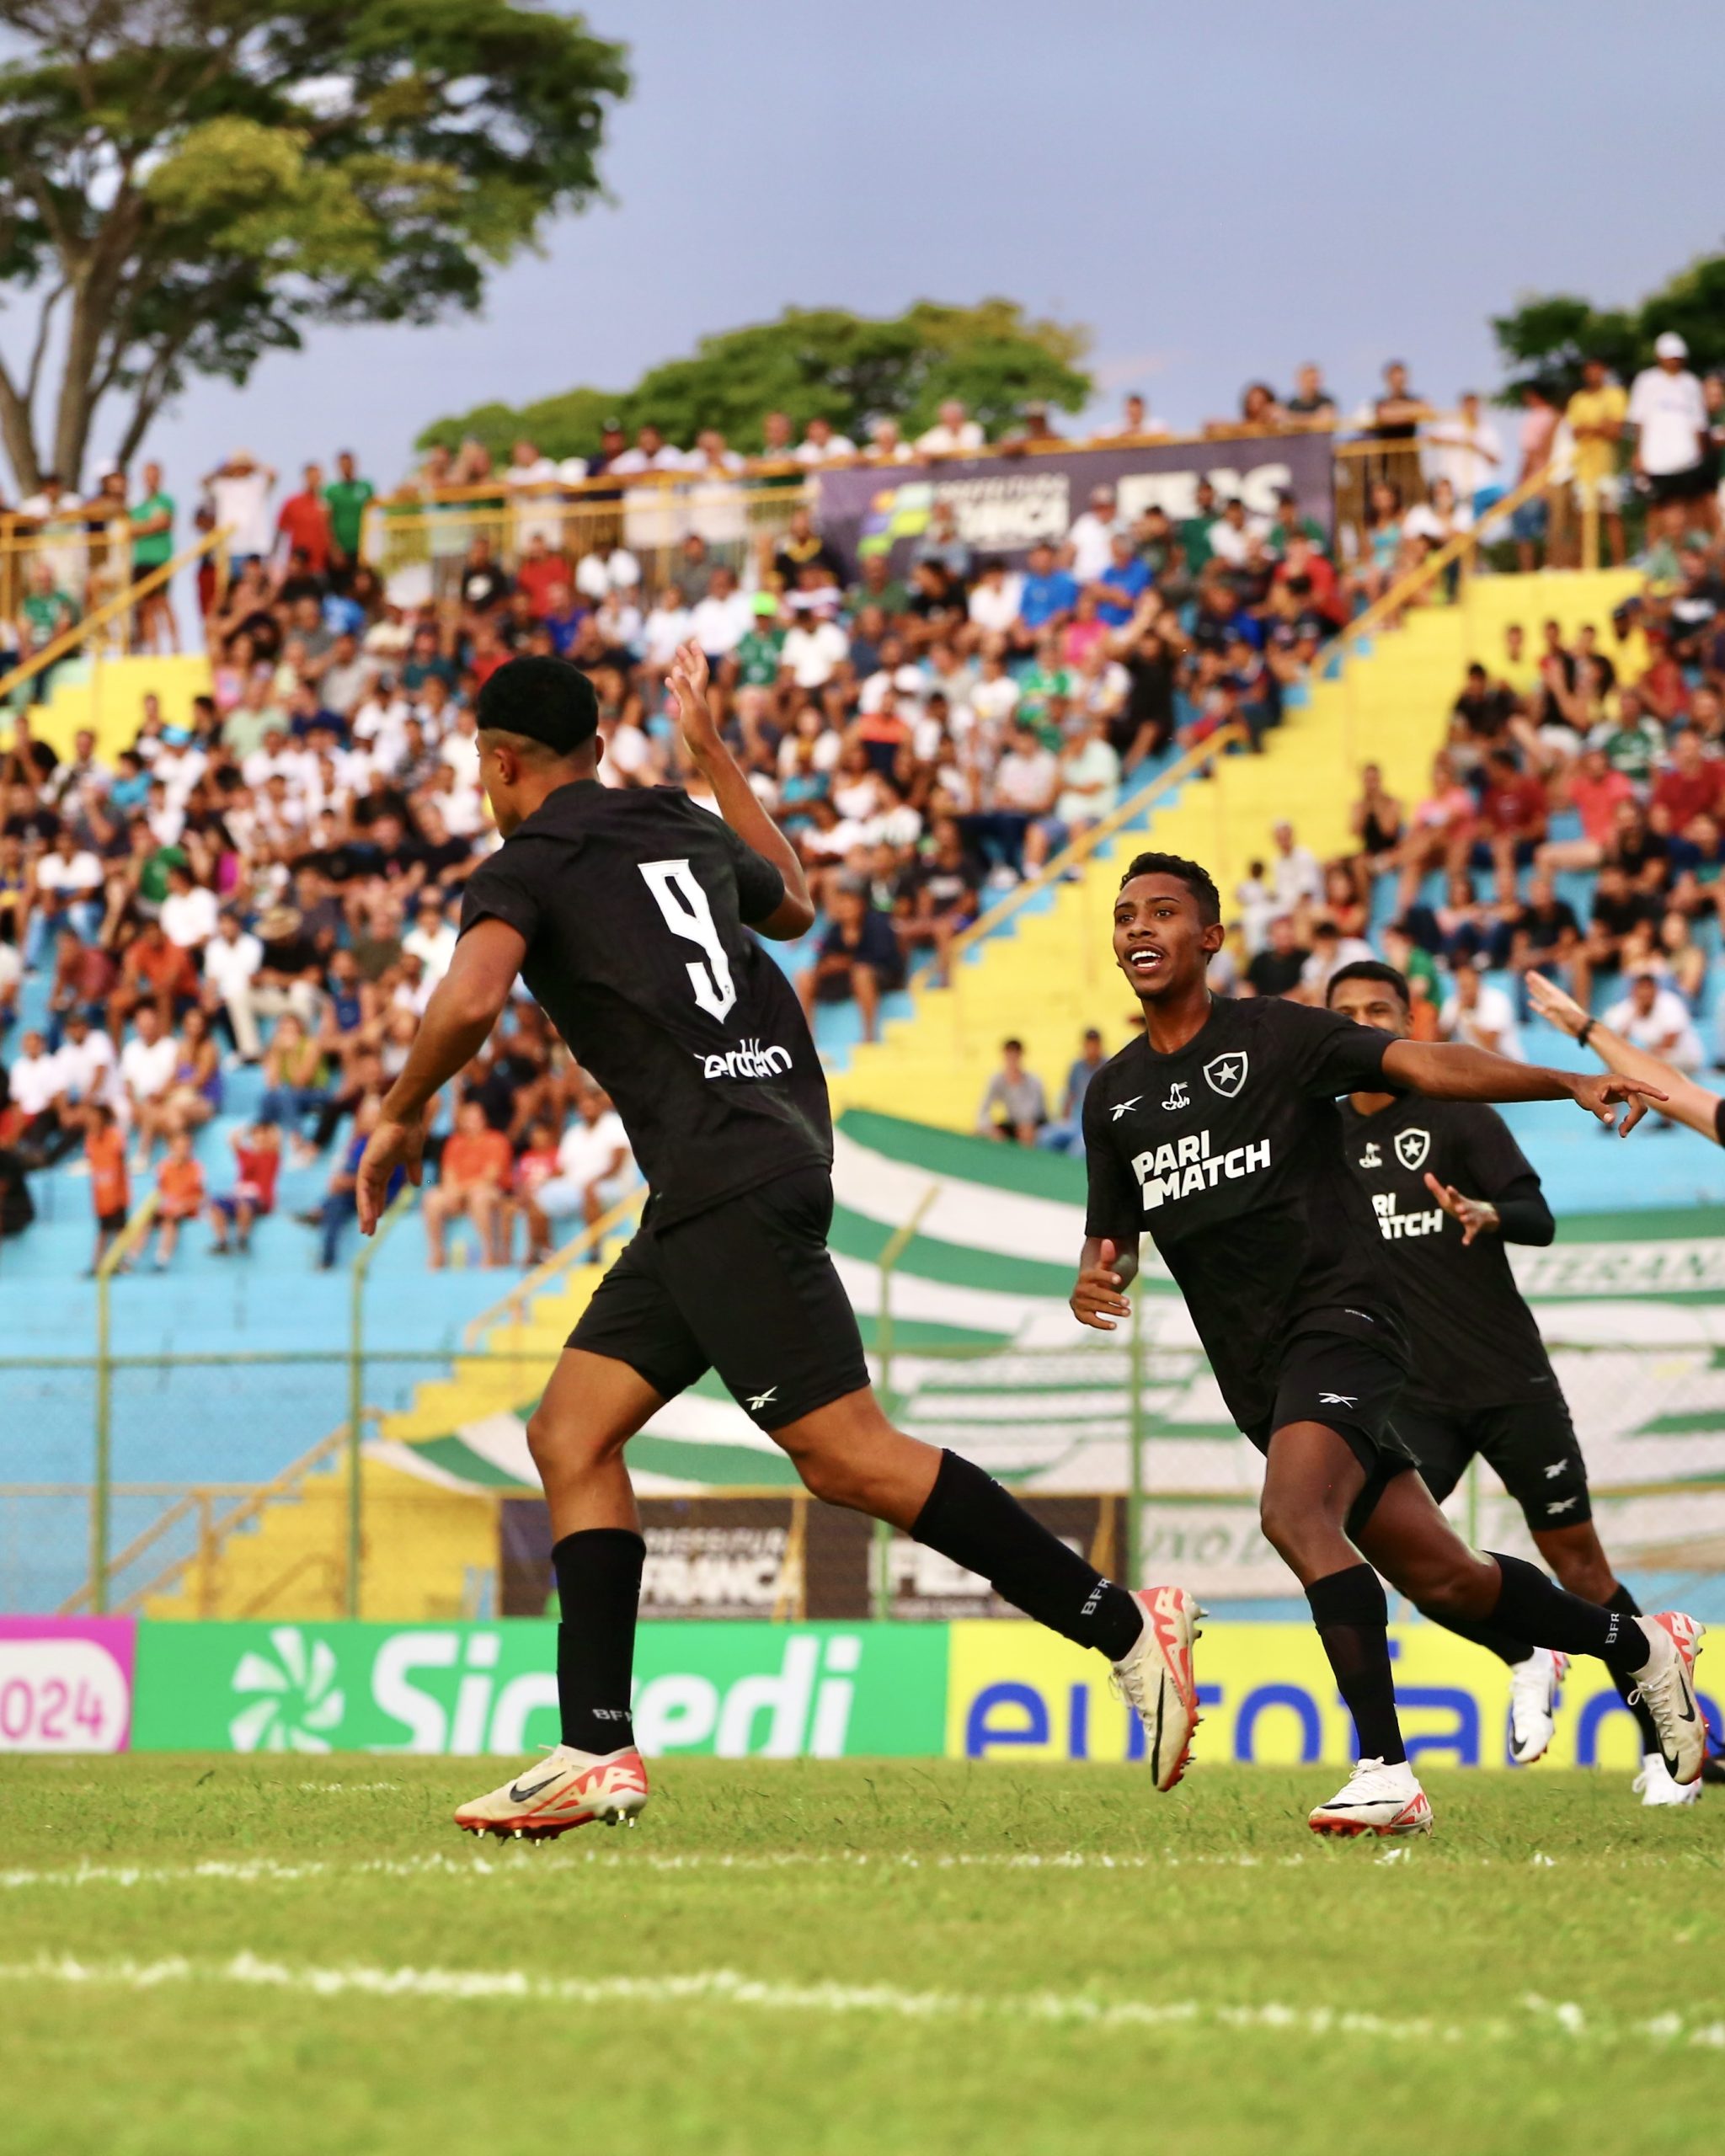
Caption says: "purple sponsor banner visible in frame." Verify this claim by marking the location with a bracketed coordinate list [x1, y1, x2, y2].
[814, 431, 1333, 577]
[0, 1615, 136, 1752]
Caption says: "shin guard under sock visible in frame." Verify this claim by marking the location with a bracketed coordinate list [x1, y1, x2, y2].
[1307, 1562, 1405, 1765]
[553, 1528, 644, 1753]
[912, 1449, 1142, 1660]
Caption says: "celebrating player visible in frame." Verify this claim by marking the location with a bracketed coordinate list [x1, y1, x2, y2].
[356, 648, 1200, 1838]
[1072, 851, 1706, 1837]
[1528, 968, 1725, 1143]
[1328, 960, 1689, 1806]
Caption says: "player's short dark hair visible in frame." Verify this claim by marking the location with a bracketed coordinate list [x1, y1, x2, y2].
[1326, 959, 1410, 1009]
[475, 656, 598, 760]
[1118, 851, 1221, 925]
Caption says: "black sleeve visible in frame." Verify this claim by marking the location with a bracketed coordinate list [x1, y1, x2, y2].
[1714, 1097, 1725, 1149]
[1459, 1108, 1554, 1246]
[716, 819, 787, 926]
[458, 846, 542, 948]
[1081, 1075, 1141, 1241]
[1270, 1000, 1396, 1098]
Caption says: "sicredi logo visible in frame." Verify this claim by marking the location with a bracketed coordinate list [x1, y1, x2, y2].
[1131, 1129, 1271, 1210]
[700, 1039, 793, 1081]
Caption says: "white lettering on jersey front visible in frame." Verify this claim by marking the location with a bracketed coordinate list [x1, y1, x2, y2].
[1130, 1126, 1272, 1210]
[699, 1039, 794, 1081]
[638, 858, 737, 1022]
[1370, 1191, 1445, 1239]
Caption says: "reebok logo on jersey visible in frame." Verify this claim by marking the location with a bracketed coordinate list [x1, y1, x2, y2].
[1131, 1128, 1271, 1210]
[1110, 1096, 1143, 1121]
[699, 1039, 793, 1081]
[1318, 1392, 1357, 1407]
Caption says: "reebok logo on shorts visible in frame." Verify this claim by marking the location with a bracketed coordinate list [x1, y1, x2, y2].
[1318, 1392, 1357, 1408]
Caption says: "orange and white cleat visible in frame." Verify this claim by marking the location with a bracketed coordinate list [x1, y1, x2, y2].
[1112, 1585, 1204, 1791]
[1308, 1758, 1433, 1839]
[1629, 1614, 1708, 1785]
[455, 1744, 649, 1841]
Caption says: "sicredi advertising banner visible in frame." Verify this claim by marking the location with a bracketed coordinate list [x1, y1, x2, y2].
[814, 431, 1335, 576]
[128, 1620, 946, 1758]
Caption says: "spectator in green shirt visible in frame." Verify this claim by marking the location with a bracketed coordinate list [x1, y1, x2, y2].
[1586, 688, 1666, 784]
[845, 554, 911, 622]
[130, 460, 179, 654]
[323, 450, 375, 567]
[732, 595, 786, 689]
[1178, 478, 1220, 574]
[20, 561, 78, 696]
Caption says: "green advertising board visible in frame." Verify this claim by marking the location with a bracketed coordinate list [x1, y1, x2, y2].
[131, 1621, 947, 1758]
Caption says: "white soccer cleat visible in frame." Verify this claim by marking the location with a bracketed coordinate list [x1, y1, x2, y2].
[454, 1744, 649, 1841]
[1308, 1757, 1434, 1839]
[1632, 1753, 1703, 1808]
[1627, 1614, 1707, 1786]
[1508, 1646, 1567, 1766]
[1112, 1585, 1204, 1791]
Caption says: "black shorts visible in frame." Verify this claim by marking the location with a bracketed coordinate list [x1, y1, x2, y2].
[1648, 462, 1712, 505]
[1246, 1331, 1418, 1534]
[1392, 1395, 1592, 1529]
[566, 1166, 870, 1431]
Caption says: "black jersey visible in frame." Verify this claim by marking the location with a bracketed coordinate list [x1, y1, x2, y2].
[1082, 995, 1407, 1433]
[459, 780, 830, 1226]
[1339, 1094, 1558, 1412]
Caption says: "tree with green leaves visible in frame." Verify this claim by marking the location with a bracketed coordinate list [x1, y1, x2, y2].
[419, 300, 1094, 464]
[0, 0, 629, 496]
[1492, 251, 1725, 401]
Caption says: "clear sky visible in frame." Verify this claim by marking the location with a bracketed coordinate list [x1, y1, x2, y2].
[67, 0, 1725, 494]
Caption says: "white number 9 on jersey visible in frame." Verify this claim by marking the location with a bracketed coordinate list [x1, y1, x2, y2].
[638, 858, 737, 1022]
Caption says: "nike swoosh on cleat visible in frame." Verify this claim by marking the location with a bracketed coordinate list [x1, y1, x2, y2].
[507, 1774, 563, 1804]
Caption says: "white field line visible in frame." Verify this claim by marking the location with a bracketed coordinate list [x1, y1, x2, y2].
[0, 1849, 1309, 1893]
[0, 1953, 1720, 2049]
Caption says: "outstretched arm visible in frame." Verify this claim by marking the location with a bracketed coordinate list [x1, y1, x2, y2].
[1071, 1234, 1142, 1331]
[359, 917, 526, 1231]
[1526, 969, 1722, 1143]
[1381, 1037, 1664, 1137]
[668, 639, 815, 940]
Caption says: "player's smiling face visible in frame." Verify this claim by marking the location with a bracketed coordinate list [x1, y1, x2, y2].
[1112, 874, 1220, 1001]
[1328, 974, 1409, 1039]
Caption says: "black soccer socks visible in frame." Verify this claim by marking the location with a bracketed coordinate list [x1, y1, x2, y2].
[1418, 1609, 1535, 1670]
[911, 1449, 1144, 1662]
[1486, 1551, 1647, 1674]
[1307, 1562, 1406, 1765]
[1605, 1582, 1663, 1753]
[553, 1528, 644, 1753]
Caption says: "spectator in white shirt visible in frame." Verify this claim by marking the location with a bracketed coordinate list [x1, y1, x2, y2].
[868, 417, 916, 463]
[1095, 391, 1167, 440]
[609, 424, 685, 476]
[159, 864, 218, 954]
[1268, 821, 1324, 915]
[528, 1086, 636, 1239]
[8, 1028, 74, 1161]
[1605, 973, 1704, 1075]
[1299, 923, 1375, 1003]
[29, 829, 104, 963]
[641, 585, 693, 675]
[1423, 390, 1505, 512]
[794, 416, 858, 465]
[916, 400, 985, 456]
[689, 566, 751, 662]
[782, 611, 849, 691]
[402, 894, 458, 985]
[504, 437, 565, 548]
[204, 450, 277, 563]
[119, 1006, 179, 1148]
[967, 561, 1023, 638]
[1066, 485, 1124, 584]
[1628, 332, 1712, 538]
[1439, 963, 1525, 1060]
[574, 544, 642, 601]
[55, 1009, 115, 1112]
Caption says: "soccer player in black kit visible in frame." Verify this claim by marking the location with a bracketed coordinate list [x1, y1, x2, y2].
[356, 648, 1201, 1838]
[1072, 851, 1706, 1837]
[1327, 960, 1689, 1806]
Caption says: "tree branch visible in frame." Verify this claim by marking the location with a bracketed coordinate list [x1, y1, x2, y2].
[22, 275, 68, 409]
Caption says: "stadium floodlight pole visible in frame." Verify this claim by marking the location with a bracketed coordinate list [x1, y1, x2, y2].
[346, 1185, 415, 1620]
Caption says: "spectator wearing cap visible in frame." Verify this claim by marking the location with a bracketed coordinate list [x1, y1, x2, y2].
[1630, 333, 1713, 542]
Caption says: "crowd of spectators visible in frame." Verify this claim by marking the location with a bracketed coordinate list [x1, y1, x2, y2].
[5, 345, 1725, 1267]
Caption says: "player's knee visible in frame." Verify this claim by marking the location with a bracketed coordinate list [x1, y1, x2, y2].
[524, 1406, 622, 1481]
[785, 1440, 864, 1511]
[1258, 1488, 1316, 1567]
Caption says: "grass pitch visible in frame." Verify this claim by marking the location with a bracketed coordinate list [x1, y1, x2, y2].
[2, 1757, 1720, 2156]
